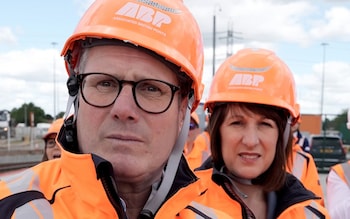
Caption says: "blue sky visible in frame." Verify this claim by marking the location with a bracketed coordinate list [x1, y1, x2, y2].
[1, 0, 350, 118]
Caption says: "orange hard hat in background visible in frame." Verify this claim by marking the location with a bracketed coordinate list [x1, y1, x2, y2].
[43, 118, 64, 140]
[61, 0, 204, 111]
[205, 48, 297, 120]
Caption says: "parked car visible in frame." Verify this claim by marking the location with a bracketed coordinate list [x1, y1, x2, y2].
[309, 135, 347, 171]
[0, 127, 7, 139]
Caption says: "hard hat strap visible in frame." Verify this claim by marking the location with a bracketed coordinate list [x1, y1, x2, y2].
[283, 116, 292, 149]
[141, 96, 194, 217]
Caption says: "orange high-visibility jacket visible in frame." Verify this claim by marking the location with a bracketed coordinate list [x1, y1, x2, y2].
[0, 125, 231, 219]
[194, 131, 210, 153]
[330, 161, 350, 186]
[0, 148, 227, 218]
[287, 143, 325, 206]
[191, 168, 330, 219]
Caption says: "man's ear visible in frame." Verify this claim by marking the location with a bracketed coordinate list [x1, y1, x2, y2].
[178, 99, 188, 133]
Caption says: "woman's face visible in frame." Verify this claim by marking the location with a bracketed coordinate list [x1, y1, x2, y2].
[220, 106, 279, 179]
[45, 133, 61, 160]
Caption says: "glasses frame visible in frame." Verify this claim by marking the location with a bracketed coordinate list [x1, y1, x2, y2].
[77, 73, 181, 114]
[45, 138, 58, 149]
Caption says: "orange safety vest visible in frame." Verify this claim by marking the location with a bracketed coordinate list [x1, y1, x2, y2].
[331, 160, 350, 187]
[191, 168, 330, 219]
[287, 144, 325, 206]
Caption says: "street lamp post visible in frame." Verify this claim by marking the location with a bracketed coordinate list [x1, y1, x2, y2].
[212, 14, 216, 77]
[320, 43, 328, 117]
[212, 4, 221, 77]
[320, 42, 328, 136]
[52, 42, 58, 119]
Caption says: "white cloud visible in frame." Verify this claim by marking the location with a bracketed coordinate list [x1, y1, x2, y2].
[294, 60, 350, 115]
[310, 7, 350, 41]
[0, 27, 17, 44]
[0, 49, 68, 115]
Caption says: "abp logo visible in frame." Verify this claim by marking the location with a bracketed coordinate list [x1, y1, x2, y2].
[229, 74, 264, 87]
[116, 2, 171, 28]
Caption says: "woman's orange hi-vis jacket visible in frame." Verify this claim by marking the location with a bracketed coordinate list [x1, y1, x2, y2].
[0, 125, 234, 218]
[189, 168, 330, 219]
[287, 143, 325, 206]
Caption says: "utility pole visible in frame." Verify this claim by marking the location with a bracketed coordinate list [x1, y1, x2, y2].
[221, 19, 243, 58]
[212, 4, 221, 77]
[52, 42, 58, 120]
[219, 19, 243, 58]
[320, 43, 328, 117]
[227, 23, 233, 57]
[321, 42, 328, 135]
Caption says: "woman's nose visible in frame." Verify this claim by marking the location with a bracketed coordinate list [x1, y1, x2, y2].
[241, 126, 259, 147]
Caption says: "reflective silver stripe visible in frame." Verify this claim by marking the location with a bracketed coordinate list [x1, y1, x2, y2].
[340, 162, 350, 188]
[201, 151, 210, 164]
[304, 201, 322, 219]
[3, 169, 54, 218]
[190, 201, 219, 219]
[15, 199, 54, 218]
[292, 152, 305, 180]
[3, 169, 38, 193]
[299, 137, 305, 147]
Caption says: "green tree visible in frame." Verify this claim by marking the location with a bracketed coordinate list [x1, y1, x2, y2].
[10, 102, 52, 126]
[56, 111, 65, 119]
[323, 109, 350, 144]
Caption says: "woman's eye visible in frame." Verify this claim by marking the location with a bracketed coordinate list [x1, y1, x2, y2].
[230, 120, 242, 126]
[261, 121, 274, 127]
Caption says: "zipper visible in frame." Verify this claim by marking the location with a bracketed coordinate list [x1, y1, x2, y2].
[98, 162, 128, 219]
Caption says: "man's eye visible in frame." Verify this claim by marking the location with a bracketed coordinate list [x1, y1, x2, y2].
[98, 81, 114, 87]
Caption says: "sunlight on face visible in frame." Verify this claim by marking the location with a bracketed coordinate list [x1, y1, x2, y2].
[220, 106, 279, 179]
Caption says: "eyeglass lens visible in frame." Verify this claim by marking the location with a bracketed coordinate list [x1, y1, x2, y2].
[46, 139, 57, 148]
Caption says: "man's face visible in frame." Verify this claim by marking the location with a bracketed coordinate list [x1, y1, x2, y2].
[76, 45, 186, 185]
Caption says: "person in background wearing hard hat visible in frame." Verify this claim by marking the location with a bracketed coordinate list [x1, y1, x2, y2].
[42, 118, 64, 161]
[184, 112, 210, 170]
[190, 48, 330, 218]
[287, 103, 325, 207]
[326, 108, 350, 219]
[195, 113, 211, 155]
[0, 0, 226, 218]
[292, 109, 310, 153]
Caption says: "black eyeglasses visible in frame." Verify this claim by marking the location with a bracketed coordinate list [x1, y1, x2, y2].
[78, 73, 180, 114]
[46, 138, 57, 148]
